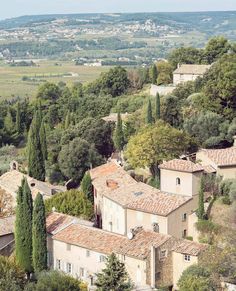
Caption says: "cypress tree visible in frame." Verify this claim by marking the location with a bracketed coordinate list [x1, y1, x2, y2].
[40, 121, 48, 161]
[155, 92, 160, 120]
[198, 177, 205, 219]
[4, 108, 14, 133]
[146, 99, 153, 124]
[32, 193, 47, 272]
[81, 172, 93, 203]
[113, 112, 125, 151]
[16, 102, 21, 133]
[15, 178, 33, 275]
[28, 110, 45, 181]
[64, 111, 71, 129]
[150, 64, 158, 84]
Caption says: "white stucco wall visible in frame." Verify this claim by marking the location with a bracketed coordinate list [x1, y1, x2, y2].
[173, 73, 201, 85]
[102, 197, 126, 235]
[160, 169, 202, 197]
[172, 252, 198, 290]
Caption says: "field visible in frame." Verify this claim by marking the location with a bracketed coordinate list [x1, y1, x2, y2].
[0, 61, 109, 100]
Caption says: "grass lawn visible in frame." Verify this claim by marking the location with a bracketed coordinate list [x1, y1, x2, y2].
[0, 60, 109, 100]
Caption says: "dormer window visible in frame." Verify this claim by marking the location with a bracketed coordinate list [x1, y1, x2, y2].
[176, 178, 181, 185]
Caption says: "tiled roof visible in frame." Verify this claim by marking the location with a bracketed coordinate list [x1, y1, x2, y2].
[199, 147, 236, 167]
[0, 216, 15, 236]
[159, 159, 203, 173]
[202, 165, 217, 174]
[105, 182, 192, 216]
[53, 224, 171, 260]
[90, 162, 136, 194]
[0, 170, 66, 203]
[173, 64, 211, 75]
[173, 240, 207, 256]
[46, 212, 75, 235]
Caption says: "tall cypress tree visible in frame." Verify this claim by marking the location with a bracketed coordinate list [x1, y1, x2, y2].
[64, 110, 71, 129]
[146, 99, 153, 124]
[16, 102, 21, 133]
[32, 193, 47, 272]
[150, 64, 158, 84]
[198, 177, 205, 220]
[155, 92, 160, 120]
[28, 110, 45, 181]
[4, 108, 14, 133]
[40, 121, 47, 161]
[113, 112, 124, 151]
[15, 178, 33, 275]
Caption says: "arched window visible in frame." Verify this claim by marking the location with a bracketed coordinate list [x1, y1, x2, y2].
[176, 177, 181, 185]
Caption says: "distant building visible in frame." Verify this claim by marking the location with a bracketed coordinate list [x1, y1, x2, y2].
[101, 112, 130, 123]
[196, 143, 236, 180]
[173, 64, 211, 85]
[0, 216, 15, 256]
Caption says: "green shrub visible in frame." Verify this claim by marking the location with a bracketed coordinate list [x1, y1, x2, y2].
[222, 195, 231, 205]
[219, 179, 235, 196]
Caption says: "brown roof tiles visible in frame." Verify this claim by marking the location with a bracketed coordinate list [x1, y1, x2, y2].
[173, 64, 211, 75]
[199, 147, 236, 167]
[159, 159, 204, 173]
[173, 240, 207, 256]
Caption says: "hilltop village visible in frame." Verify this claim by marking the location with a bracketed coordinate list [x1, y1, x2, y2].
[0, 35, 235, 290]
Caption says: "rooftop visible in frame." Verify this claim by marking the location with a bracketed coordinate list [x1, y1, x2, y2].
[0, 216, 15, 236]
[173, 64, 211, 75]
[104, 182, 192, 216]
[52, 223, 171, 260]
[173, 240, 207, 256]
[102, 113, 130, 123]
[159, 159, 204, 173]
[198, 147, 236, 167]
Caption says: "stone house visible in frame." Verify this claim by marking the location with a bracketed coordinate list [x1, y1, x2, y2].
[0, 215, 15, 256]
[196, 146, 236, 180]
[91, 160, 202, 239]
[46, 212, 206, 290]
[173, 64, 211, 85]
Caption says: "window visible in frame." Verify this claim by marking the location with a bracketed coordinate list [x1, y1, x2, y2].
[100, 255, 106, 263]
[184, 255, 191, 262]
[67, 263, 72, 274]
[80, 267, 84, 277]
[66, 244, 71, 251]
[176, 177, 181, 185]
[56, 259, 61, 270]
[86, 250, 90, 257]
[182, 229, 187, 238]
[182, 213, 187, 222]
[159, 250, 167, 259]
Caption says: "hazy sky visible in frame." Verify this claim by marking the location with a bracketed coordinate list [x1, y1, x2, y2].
[1, 0, 236, 20]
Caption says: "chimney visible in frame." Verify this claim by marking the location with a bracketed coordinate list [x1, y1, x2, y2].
[234, 136, 236, 147]
[106, 179, 119, 190]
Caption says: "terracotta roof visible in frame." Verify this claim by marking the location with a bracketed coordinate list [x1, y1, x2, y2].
[0, 216, 15, 236]
[105, 182, 192, 216]
[46, 212, 75, 235]
[202, 165, 217, 174]
[53, 224, 171, 260]
[198, 147, 236, 167]
[173, 240, 207, 256]
[173, 64, 211, 75]
[90, 162, 136, 194]
[159, 159, 203, 173]
[0, 170, 66, 203]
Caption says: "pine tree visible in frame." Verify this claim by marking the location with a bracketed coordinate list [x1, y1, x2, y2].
[155, 92, 160, 120]
[32, 193, 47, 272]
[150, 64, 158, 84]
[15, 178, 33, 275]
[198, 177, 205, 219]
[40, 121, 48, 161]
[96, 253, 132, 291]
[81, 172, 93, 203]
[4, 108, 14, 133]
[16, 102, 21, 133]
[28, 110, 45, 181]
[113, 112, 125, 151]
[146, 99, 153, 124]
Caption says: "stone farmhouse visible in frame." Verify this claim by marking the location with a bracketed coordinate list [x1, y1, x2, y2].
[46, 212, 207, 290]
[196, 145, 236, 180]
[90, 160, 204, 239]
[173, 64, 211, 85]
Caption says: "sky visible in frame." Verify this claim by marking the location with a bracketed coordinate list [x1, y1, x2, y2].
[1, 0, 236, 20]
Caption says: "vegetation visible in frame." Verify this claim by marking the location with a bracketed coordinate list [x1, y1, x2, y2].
[96, 253, 133, 291]
[113, 112, 125, 151]
[45, 190, 94, 219]
[80, 172, 93, 203]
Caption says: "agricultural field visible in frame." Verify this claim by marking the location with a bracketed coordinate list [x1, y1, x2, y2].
[0, 60, 109, 100]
